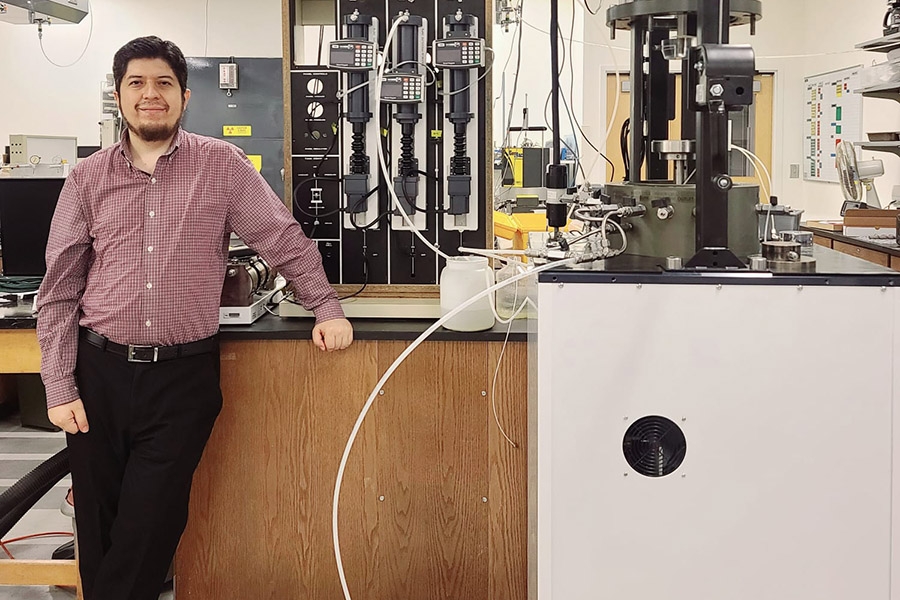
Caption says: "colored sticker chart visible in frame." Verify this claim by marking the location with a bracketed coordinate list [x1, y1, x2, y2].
[804, 66, 864, 183]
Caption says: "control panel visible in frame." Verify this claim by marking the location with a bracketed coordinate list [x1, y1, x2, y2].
[328, 41, 377, 71]
[379, 73, 425, 103]
[432, 38, 484, 68]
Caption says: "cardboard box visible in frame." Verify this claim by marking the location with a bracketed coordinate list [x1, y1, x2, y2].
[842, 209, 900, 229]
[805, 220, 844, 231]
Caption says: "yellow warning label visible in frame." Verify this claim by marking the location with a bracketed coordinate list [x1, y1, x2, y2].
[223, 125, 252, 137]
[247, 155, 262, 172]
[431, 130, 443, 139]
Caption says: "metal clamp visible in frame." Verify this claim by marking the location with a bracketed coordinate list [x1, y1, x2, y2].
[127, 345, 159, 363]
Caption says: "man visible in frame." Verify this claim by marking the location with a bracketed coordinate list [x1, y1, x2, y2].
[37, 36, 353, 600]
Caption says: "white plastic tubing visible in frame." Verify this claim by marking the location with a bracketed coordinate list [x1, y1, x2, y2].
[331, 256, 579, 600]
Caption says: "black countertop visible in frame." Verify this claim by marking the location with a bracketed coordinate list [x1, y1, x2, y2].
[0, 296, 528, 342]
[219, 313, 527, 342]
[538, 245, 897, 286]
[802, 225, 900, 258]
[0, 295, 37, 329]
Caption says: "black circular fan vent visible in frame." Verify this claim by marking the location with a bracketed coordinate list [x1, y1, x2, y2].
[622, 416, 687, 477]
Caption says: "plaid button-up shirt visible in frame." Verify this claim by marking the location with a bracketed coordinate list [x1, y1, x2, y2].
[37, 128, 343, 408]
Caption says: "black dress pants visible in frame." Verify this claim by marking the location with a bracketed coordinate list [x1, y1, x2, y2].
[67, 336, 222, 600]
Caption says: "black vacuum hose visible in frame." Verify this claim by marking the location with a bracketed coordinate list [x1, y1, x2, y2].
[0, 448, 70, 540]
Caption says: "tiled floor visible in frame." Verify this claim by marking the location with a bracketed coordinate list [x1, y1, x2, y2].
[0, 414, 174, 600]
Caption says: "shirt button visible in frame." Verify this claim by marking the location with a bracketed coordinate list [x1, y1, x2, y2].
[146, 282, 153, 289]
[147, 246, 153, 253]
[151, 177, 157, 184]
[149, 211, 155, 217]
[145, 320, 152, 327]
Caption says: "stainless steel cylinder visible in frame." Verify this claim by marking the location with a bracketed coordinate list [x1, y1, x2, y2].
[665, 256, 684, 270]
[749, 255, 768, 271]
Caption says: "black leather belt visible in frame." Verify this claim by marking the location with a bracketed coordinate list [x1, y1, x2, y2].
[80, 328, 219, 363]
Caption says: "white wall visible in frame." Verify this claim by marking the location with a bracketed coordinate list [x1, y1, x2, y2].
[491, 1, 584, 150]
[576, 0, 847, 209]
[3, 0, 896, 221]
[501, 0, 898, 220]
[794, 0, 900, 219]
[0, 0, 282, 149]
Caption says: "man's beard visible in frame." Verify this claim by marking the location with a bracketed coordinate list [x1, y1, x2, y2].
[123, 104, 184, 143]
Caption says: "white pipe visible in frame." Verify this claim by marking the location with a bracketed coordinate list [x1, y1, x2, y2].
[332, 256, 578, 600]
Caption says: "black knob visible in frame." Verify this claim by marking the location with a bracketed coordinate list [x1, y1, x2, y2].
[714, 174, 733, 191]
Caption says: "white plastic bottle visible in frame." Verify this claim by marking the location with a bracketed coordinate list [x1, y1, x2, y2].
[439, 256, 495, 332]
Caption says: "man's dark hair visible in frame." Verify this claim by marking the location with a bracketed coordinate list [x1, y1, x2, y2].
[113, 36, 188, 94]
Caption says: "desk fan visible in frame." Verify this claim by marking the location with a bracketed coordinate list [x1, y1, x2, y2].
[837, 141, 884, 212]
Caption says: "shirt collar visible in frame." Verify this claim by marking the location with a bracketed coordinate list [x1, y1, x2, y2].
[118, 127, 185, 164]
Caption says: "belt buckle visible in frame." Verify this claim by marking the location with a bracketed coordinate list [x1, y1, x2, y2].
[127, 345, 159, 363]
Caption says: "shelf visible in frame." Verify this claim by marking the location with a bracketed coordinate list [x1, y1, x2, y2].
[854, 141, 900, 157]
[855, 81, 900, 102]
[855, 32, 900, 53]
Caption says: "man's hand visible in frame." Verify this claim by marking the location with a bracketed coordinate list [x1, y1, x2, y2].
[48, 399, 90, 435]
[312, 318, 353, 352]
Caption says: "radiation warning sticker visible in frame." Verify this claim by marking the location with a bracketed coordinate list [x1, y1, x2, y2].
[223, 125, 252, 137]
[247, 155, 262, 172]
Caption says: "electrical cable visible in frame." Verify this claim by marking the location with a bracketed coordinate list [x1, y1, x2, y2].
[373, 14, 451, 261]
[565, 1, 615, 182]
[523, 7, 621, 182]
[539, 25, 586, 185]
[336, 79, 370, 100]
[0, 531, 74, 559]
[293, 175, 344, 219]
[492, 19, 521, 106]
[332, 255, 580, 600]
[338, 253, 369, 300]
[731, 144, 774, 240]
[582, 0, 601, 15]
[38, 0, 93, 68]
[502, 0, 526, 149]
[488, 275, 531, 449]
[437, 47, 496, 97]
[292, 118, 341, 220]
[731, 144, 772, 202]
[393, 61, 438, 86]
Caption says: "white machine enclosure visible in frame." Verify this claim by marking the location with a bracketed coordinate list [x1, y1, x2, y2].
[531, 279, 899, 600]
[8, 135, 77, 167]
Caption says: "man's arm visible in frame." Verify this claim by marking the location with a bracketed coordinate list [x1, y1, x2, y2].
[36, 170, 93, 416]
[225, 149, 347, 328]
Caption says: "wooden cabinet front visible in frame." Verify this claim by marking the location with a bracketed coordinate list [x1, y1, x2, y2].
[177, 338, 528, 600]
[832, 241, 890, 267]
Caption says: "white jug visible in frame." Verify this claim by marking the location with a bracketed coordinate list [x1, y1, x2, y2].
[439, 256, 495, 332]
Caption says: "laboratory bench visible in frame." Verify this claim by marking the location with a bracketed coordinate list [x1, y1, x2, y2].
[0, 244, 889, 598]
[0, 308, 529, 600]
[803, 225, 900, 270]
[0, 244, 892, 598]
